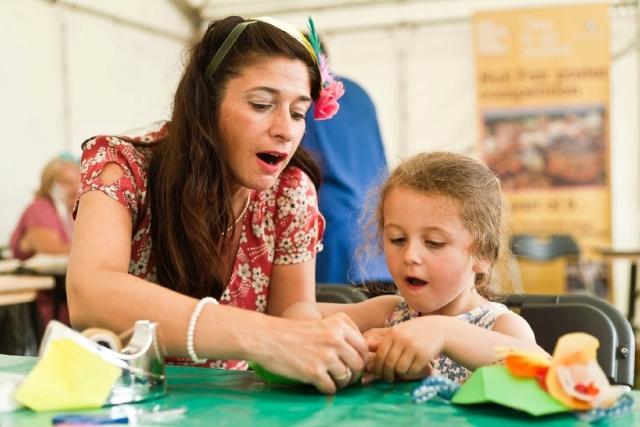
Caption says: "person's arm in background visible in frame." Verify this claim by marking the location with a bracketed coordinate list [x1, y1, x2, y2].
[16, 199, 71, 256]
[19, 228, 70, 255]
[67, 163, 366, 394]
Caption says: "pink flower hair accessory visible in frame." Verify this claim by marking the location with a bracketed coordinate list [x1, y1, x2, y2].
[307, 18, 345, 120]
[314, 80, 345, 120]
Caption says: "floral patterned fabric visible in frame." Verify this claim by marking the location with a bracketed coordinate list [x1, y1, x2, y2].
[75, 124, 325, 369]
[386, 300, 510, 383]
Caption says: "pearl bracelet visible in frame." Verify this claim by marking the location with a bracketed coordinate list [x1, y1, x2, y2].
[187, 297, 218, 363]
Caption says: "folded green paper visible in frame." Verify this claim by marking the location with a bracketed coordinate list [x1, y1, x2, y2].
[249, 362, 363, 387]
[249, 362, 303, 385]
[452, 365, 569, 416]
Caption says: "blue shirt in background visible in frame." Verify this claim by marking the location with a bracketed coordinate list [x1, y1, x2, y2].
[303, 77, 392, 284]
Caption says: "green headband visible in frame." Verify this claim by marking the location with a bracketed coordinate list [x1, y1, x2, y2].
[204, 17, 317, 80]
[205, 20, 255, 79]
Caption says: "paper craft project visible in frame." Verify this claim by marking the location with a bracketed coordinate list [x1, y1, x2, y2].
[451, 365, 568, 416]
[15, 338, 121, 412]
[545, 333, 627, 409]
[249, 362, 302, 385]
[417, 332, 632, 422]
[249, 362, 364, 387]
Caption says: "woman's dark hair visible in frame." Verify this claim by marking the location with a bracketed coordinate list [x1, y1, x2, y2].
[145, 17, 322, 299]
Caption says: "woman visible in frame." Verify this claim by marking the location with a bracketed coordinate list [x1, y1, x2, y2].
[10, 155, 80, 261]
[67, 16, 365, 394]
[10, 155, 80, 326]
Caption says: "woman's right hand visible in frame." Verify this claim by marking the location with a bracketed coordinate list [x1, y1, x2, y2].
[251, 312, 368, 394]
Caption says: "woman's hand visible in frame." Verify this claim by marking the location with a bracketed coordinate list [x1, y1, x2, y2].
[364, 317, 444, 383]
[251, 312, 368, 394]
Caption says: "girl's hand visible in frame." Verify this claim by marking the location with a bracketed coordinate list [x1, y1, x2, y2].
[253, 313, 368, 394]
[361, 328, 387, 384]
[366, 317, 444, 382]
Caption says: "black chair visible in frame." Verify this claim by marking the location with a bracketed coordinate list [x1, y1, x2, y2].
[316, 284, 368, 304]
[510, 234, 589, 294]
[0, 302, 40, 356]
[510, 234, 580, 261]
[361, 280, 398, 298]
[505, 293, 635, 387]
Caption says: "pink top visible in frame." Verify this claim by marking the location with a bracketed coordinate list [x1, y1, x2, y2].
[10, 197, 71, 260]
[76, 126, 325, 369]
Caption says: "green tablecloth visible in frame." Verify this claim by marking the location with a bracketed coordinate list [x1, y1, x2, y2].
[0, 355, 637, 426]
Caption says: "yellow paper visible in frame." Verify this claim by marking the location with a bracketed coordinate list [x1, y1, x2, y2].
[15, 338, 121, 412]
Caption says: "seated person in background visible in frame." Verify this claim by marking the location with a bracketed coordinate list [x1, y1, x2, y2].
[285, 152, 547, 384]
[67, 16, 366, 394]
[9, 154, 80, 326]
[301, 38, 391, 286]
[10, 155, 80, 261]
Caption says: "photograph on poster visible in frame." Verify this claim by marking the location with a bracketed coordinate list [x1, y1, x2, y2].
[481, 105, 607, 191]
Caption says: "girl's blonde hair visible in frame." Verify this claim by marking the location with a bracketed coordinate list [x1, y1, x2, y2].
[368, 151, 512, 297]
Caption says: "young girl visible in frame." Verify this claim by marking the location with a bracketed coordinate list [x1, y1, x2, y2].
[286, 151, 547, 385]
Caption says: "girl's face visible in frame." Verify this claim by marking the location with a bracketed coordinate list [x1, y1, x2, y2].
[382, 186, 488, 316]
[218, 56, 312, 194]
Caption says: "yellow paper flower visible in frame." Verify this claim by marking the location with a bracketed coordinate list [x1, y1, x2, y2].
[546, 333, 627, 410]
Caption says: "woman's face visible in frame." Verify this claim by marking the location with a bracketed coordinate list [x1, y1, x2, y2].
[218, 56, 312, 194]
[56, 163, 81, 209]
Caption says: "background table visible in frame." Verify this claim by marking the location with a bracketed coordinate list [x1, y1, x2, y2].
[0, 276, 54, 355]
[0, 255, 68, 325]
[0, 275, 54, 305]
[1, 355, 638, 427]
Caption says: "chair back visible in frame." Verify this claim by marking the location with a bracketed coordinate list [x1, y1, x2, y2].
[510, 234, 585, 294]
[505, 294, 635, 387]
[510, 234, 580, 261]
[316, 284, 368, 304]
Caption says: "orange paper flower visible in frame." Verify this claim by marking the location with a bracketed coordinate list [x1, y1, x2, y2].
[504, 351, 551, 378]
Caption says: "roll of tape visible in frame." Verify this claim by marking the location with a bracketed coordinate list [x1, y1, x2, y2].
[81, 328, 122, 352]
[0, 373, 25, 413]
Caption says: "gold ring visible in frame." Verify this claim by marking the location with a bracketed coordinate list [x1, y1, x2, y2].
[334, 369, 352, 382]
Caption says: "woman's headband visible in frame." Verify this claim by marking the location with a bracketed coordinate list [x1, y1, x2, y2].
[204, 17, 344, 120]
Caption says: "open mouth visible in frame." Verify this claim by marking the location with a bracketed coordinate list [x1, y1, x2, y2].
[257, 152, 286, 166]
[406, 277, 428, 286]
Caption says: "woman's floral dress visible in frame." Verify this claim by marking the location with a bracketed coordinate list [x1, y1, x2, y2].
[76, 125, 325, 369]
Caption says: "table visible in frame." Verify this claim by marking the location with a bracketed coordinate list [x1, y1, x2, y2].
[0, 275, 54, 306]
[0, 276, 54, 355]
[597, 248, 640, 328]
[1, 355, 638, 427]
[0, 255, 67, 323]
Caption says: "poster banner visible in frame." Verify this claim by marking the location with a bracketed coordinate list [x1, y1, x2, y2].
[473, 4, 610, 297]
